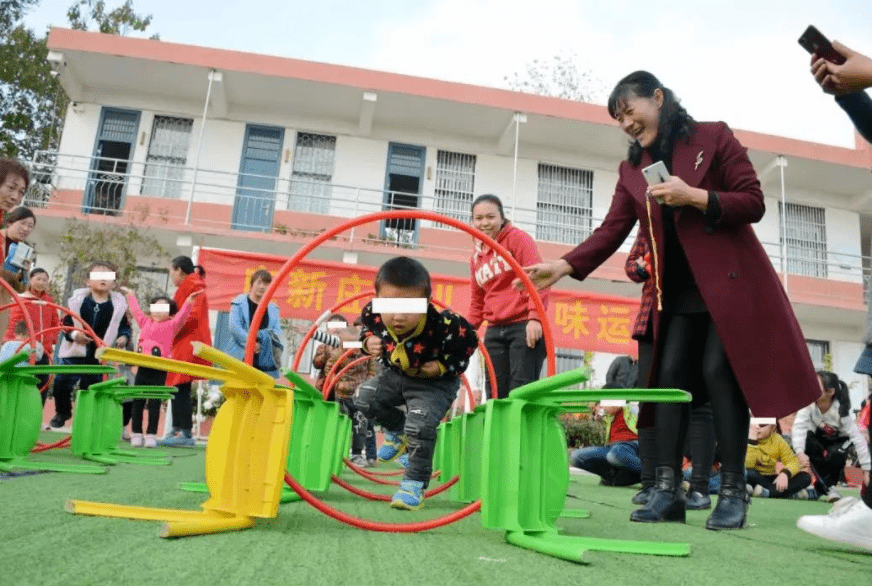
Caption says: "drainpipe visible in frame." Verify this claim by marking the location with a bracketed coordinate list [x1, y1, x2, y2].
[184, 69, 217, 225]
[510, 113, 526, 218]
[778, 156, 789, 296]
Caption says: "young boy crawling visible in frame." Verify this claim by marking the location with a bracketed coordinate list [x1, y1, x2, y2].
[354, 256, 478, 510]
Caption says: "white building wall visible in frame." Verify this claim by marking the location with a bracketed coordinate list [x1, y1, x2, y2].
[826, 208, 863, 284]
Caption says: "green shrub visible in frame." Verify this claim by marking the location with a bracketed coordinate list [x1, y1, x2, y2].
[559, 412, 606, 448]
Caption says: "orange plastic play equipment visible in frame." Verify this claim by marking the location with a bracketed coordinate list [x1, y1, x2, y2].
[66, 342, 292, 538]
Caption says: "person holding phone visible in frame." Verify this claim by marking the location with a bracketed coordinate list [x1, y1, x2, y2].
[798, 34, 872, 553]
[521, 71, 820, 530]
[807, 36, 872, 143]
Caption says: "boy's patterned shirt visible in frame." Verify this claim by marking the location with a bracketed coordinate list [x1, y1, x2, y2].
[359, 301, 478, 379]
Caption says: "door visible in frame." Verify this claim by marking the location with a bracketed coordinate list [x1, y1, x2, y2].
[382, 143, 425, 245]
[232, 124, 284, 231]
[84, 108, 140, 215]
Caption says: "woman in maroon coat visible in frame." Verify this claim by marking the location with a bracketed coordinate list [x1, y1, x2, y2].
[524, 71, 820, 530]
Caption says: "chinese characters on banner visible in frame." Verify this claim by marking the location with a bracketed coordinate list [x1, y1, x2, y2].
[199, 248, 640, 355]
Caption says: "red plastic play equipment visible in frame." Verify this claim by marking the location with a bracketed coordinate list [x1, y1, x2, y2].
[251, 210, 554, 533]
[343, 457, 441, 486]
[331, 473, 459, 502]
[284, 471, 481, 533]
[293, 290, 501, 399]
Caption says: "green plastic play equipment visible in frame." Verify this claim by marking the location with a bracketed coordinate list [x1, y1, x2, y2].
[0, 351, 114, 473]
[432, 367, 694, 563]
[68, 377, 175, 465]
[180, 369, 350, 503]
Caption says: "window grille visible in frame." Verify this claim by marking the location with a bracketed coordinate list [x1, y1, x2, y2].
[805, 339, 829, 370]
[288, 132, 336, 213]
[779, 202, 827, 278]
[541, 348, 585, 389]
[536, 163, 593, 244]
[141, 116, 193, 198]
[434, 150, 476, 223]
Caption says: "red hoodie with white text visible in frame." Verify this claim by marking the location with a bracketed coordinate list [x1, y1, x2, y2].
[468, 222, 549, 329]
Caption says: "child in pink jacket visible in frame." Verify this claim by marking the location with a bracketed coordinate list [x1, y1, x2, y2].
[120, 286, 201, 447]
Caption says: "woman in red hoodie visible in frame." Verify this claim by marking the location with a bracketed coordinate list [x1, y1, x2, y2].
[468, 194, 549, 399]
[161, 255, 211, 447]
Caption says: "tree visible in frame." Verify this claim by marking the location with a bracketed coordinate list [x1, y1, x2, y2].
[504, 50, 606, 104]
[67, 0, 158, 39]
[0, 1, 64, 158]
[0, 0, 158, 159]
[49, 206, 170, 303]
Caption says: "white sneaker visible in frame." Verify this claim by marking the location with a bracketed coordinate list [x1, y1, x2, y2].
[122, 428, 131, 441]
[130, 433, 143, 447]
[825, 488, 843, 503]
[797, 498, 872, 552]
[145, 435, 157, 448]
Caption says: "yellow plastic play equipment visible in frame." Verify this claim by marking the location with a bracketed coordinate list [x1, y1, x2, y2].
[65, 342, 293, 538]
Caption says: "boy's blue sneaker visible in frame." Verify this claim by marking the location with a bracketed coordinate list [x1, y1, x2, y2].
[378, 431, 407, 462]
[390, 480, 424, 510]
[397, 453, 409, 468]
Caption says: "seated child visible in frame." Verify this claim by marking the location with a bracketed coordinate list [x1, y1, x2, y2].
[0, 320, 44, 365]
[746, 421, 813, 499]
[570, 396, 641, 487]
[792, 371, 872, 502]
[353, 257, 478, 510]
[120, 286, 200, 448]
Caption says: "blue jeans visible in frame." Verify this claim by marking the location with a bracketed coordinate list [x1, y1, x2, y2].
[571, 440, 641, 482]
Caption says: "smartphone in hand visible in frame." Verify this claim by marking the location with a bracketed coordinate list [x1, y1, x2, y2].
[798, 25, 846, 65]
[642, 160, 669, 204]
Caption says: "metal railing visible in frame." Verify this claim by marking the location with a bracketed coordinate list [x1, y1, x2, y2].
[19, 150, 871, 306]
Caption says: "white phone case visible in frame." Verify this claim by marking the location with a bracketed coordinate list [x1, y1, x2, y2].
[641, 161, 669, 186]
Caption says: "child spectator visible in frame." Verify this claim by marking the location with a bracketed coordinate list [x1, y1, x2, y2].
[569, 395, 641, 487]
[3, 268, 58, 400]
[49, 261, 130, 428]
[0, 320, 44, 365]
[323, 325, 378, 467]
[746, 421, 814, 499]
[311, 313, 346, 397]
[792, 371, 872, 502]
[354, 257, 478, 510]
[121, 286, 200, 448]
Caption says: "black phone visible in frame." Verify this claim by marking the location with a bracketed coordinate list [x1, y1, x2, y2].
[798, 25, 846, 65]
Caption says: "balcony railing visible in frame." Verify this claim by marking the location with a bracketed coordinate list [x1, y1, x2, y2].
[19, 150, 871, 306]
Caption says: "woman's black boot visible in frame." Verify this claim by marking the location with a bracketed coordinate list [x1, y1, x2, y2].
[630, 466, 686, 523]
[706, 471, 749, 530]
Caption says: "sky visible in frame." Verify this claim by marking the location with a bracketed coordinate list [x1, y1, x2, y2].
[23, 0, 872, 148]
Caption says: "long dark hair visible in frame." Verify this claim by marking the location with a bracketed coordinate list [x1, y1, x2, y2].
[817, 370, 851, 418]
[607, 71, 695, 166]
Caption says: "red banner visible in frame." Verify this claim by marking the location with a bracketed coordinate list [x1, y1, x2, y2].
[197, 247, 641, 355]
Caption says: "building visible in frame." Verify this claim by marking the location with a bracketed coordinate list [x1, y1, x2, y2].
[25, 28, 872, 407]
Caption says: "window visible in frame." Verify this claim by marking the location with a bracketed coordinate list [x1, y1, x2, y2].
[288, 132, 336, 213]
[434, 150, 476, 223]
[542, 347, 585, 389]
[536, 163, 593, 244]
[806, 339, 829, 370]
[134, 266, 170, 300]
[141, 116, 193, 198]
[779, 202, 827, 278]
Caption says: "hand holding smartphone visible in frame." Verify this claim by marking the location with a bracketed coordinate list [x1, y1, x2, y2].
[641, 161, 669, 204]
[798, 25, 846, 65]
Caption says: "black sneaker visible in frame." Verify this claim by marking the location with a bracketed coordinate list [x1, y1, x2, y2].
[49, 415, 67, 428]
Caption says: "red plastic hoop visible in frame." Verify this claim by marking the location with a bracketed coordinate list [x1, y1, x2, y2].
[285, 472, 481, 533]
[331, 474, 459, 502]
[251, 210, 553, 532]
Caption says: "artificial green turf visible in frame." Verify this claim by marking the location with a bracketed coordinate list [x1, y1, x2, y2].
[2, 431, 869, 586]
